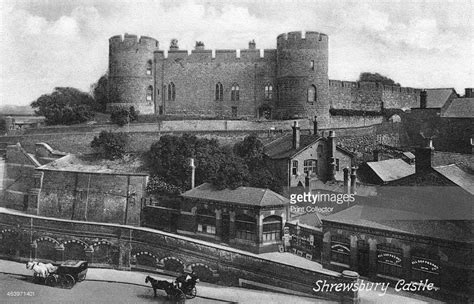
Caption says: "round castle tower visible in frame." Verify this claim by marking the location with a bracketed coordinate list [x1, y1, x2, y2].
[108, 34, 159, 114]
[275, 31, 330, 126]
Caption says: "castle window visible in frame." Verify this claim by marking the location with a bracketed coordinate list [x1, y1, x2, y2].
[215, 83, 223, 101]
[303, 159, 317, 175]
[146, 60, 152, 75]
[292, 160, 298, 175]
[167, 82, 176, 101]
[231, 83, 240, 101]
[146, 85, 153, 102]
[264, 83, 273, 100]
[307, 85, 317, 103]
[310, 60, 314, 71]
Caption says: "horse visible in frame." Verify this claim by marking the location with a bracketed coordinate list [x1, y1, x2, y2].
[38, 262, 57, 274]
[176, 272, 199, 290]
[26, 261, 49, 278]
[145, 276, 174, 298]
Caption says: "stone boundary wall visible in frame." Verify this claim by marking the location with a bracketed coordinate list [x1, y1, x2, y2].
[328, 116, 383, 129]
[0, 211, 359, 302]
[19, 119, 311, 135]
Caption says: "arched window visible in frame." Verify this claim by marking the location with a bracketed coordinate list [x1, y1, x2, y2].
[377, 243, 403, 278]
[167, 82, 176, 101]
[330, 235, 350, 266]
[215, 82, 223, 101]
[235, 214, 256, 241]
[262, 215, 282, 242]
[146, 60, 152, 75]
[264, 83, 273, 100]
[231, 83, 240, 101]
[146, 85, 153, 102]
[307, 85, 317, 103]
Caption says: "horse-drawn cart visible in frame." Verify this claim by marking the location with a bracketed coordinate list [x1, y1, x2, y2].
[27, 260, 88, 289]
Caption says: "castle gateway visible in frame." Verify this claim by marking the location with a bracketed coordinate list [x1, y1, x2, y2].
[107, 31, 420, 128]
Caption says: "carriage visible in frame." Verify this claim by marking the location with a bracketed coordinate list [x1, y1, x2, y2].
[28, 260, 88, 289]
[145, 272, 199, 303]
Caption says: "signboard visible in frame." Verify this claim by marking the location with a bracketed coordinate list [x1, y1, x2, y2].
[377, 252, 402, 266]
[412, 258, 439, 273]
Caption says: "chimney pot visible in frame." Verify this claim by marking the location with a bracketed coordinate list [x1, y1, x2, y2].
[420, 90, 427, 108]
[350, 167, 357, 194]
[190, 158, 196, 189]
[292, 121, 301, 149]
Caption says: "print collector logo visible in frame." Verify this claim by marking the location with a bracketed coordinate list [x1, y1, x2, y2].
[289, 191, 355, 215]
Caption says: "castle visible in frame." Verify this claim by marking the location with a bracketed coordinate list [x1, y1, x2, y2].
[108, 31, 420, 128]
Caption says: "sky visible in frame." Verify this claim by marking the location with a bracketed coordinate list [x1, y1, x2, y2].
[1, 0, 473, 106]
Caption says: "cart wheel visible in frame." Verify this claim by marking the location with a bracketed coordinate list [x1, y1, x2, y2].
[59, 274, 75, 289]
[186, 287, 197, 299]
[45, 275, 57, 287]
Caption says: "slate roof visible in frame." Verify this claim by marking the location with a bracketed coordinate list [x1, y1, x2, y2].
[424, 88, 456, 108]
[366, 159, 415, 182]
[288, 212, 323, 228]
[441, 98, 474, 118]
[323, 204, 473, 243]
[181, 183, 289, 207]
[264, 134, 354, 159]
[37, 154, 148, 175]
[434, 164, 474, 195]
[402, 152, 415, 159]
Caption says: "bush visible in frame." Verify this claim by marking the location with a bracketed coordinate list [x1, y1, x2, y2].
[91, 131, 128, 160]
[110, 106, 139, 126]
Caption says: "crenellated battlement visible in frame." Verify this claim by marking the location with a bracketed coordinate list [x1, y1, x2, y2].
[329, 79, 420, 94]
[109, 34, 159, 51]
[277, 31, 328, 49]
[160, 48, 276, 62]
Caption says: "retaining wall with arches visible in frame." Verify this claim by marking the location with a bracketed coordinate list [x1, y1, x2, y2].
[0, 210, 359, 302]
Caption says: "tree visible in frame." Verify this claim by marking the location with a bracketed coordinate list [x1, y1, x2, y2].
[91, 131, 128, 160]
[30, 87, 94, 125]
[0, 116, 7, 134]
[110, 106, 139, 126]
[91, 73, 108, 112]
[358, 72, 400, 86]
[233, 135, 285, 192]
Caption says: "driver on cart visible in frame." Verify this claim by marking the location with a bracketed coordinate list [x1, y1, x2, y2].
[176, 272, 191, 289]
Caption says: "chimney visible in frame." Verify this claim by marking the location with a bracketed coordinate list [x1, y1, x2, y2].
[190, 158, 196, 189]
[465, 88, 473, 98]
[415, 139, 434, 173]
[373, 149, 379, 162]
[420, 90, 427, 108]
[313, 116, 318, 136]
[343, 168, 350, 194]
[350, 167, 357, 194]
[292, 121, 300, 149]
[327, 131, 336, 181]
[249, 39, 256, 50]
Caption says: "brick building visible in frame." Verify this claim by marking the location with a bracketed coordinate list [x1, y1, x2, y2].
[143, 183, 289, 254]
[264, 122, 355, 189]
[321, 140, 474, 301]
[107, 31, 422, 128]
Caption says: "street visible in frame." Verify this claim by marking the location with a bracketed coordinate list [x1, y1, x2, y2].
[0, 273, 226, 304]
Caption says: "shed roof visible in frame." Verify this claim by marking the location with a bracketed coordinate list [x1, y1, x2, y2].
[434, 164, 474, 195]
[424, 88, 456, 108]
[181, 183, 288, 207]
[366, 159, 415, 182]
[441, 98, 474, 118]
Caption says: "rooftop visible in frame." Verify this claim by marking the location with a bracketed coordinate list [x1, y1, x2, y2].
[424, 88, 457, 108]
[433, 164, 474, 195]
[181, 183, 289, 207]
[36, 154, 148, 175]
[441, 97, 474, 118]
[366, 158, 415, 182]
[264, 134, 353, 159]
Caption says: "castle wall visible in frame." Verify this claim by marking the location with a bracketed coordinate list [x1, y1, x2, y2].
[155, 49, 277, 118]
[275, 32, 330, 125]
[108, 34, 159, 114]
